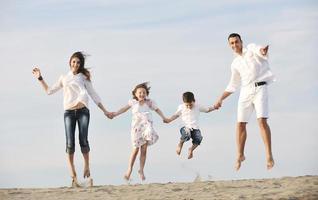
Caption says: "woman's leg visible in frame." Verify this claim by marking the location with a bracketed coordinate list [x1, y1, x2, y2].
[124, 147, 139, 180]
[139, 143, 148, 181]
[64, 111, 78, 186]
[78, 108, 91, 178]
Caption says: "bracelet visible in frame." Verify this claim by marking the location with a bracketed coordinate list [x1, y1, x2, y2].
[38, 76, 43, 81]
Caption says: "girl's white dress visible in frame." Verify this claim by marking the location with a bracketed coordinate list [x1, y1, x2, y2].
[128, 99, 159, 148]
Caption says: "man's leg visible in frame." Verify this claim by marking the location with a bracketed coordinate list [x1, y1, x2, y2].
[236, 122, 247, 170]
[257, 118, 274, 170]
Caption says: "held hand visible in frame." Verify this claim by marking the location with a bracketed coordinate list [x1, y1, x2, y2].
[163, 118, 170, 123]
[213, 100, 223, 110]
[109, 112, 117, 119]
[32, 67, 42, 79]
[260, 45, 269, 56]
[104, 111, 114, 119]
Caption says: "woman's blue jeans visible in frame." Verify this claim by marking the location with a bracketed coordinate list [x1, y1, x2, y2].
[64, 107, 90, 154]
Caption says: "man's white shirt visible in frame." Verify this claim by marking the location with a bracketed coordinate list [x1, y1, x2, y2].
[225, 43, 276, 93]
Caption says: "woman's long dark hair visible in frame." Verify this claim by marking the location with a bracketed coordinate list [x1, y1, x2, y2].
[69, 51, 91, 81]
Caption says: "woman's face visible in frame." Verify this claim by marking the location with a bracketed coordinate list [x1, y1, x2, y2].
[70, 57, 81, 74]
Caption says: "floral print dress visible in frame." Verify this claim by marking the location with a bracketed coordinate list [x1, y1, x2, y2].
[128, 99, 159, 148]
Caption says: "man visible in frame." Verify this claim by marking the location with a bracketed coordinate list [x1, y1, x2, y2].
[214, 33, 275, 170]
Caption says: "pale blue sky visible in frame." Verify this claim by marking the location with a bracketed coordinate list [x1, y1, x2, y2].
[0, 0, 317, 188]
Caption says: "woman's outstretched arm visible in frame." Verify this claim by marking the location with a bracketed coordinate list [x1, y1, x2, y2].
[32, 67, 62, 95]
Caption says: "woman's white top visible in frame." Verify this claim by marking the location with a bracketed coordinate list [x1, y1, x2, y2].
[46, 71, 101, 110]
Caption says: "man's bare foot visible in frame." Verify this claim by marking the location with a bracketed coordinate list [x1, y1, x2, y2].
[176, 143, 183, 155]
[83, 167, 90, 178]
[138, 170, 146, 181]
[267, 157, 275, 170]
[235, 155, 246, 171]
[188, 148, 193, 159]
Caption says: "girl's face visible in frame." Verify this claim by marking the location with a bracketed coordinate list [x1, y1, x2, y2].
[70, 57, 81, 74]
[135, 87, 147, 101]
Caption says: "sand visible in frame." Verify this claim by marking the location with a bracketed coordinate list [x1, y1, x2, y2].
[1, 175, 317, 200]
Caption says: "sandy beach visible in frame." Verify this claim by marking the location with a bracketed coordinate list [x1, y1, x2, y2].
[0, 175, 317, 200]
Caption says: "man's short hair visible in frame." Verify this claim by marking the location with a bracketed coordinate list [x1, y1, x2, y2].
[228, 33, 242, 41]
[183, 92, 195, 103]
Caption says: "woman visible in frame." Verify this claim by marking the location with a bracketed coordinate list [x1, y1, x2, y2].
[32, 52, 111, 187]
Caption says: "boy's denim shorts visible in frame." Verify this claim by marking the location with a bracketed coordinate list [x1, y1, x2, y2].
[180, 127, 203, 145]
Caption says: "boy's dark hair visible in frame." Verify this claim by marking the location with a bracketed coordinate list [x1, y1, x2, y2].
[228, 33, 242, 41]
[132, 82, 150, 100]
[183, 92, 195, 103]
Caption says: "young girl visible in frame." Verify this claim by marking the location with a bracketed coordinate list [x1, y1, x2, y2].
[111, 82, 166, 181]
[32, 52, 112, 187]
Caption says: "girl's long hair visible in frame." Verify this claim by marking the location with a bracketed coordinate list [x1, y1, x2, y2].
[132, 82, 150, 100]
[69, 51, 91, 81]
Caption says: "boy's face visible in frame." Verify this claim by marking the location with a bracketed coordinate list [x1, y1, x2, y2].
[184, 101, 195, 109]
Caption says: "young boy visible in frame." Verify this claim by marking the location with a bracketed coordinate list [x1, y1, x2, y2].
[164, 92, 216, 159]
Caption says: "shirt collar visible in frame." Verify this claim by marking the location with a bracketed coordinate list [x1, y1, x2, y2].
[233, 47, 247, 57]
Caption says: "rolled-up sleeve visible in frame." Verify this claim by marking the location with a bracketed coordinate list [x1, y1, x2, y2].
[247, 43, 268, 60]
[47, 75, 63, 95]
[225, 65, 241, 93]
[85, 80, 101, 105]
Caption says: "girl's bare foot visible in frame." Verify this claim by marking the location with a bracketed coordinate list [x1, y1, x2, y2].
[188, 148, 194, 159]
[138, 170, 146, 181]
[235, 155, 245, 171]
[124, 167, 133, 181]
[124, 173, 131, 181]
[267, 157, 275, 170]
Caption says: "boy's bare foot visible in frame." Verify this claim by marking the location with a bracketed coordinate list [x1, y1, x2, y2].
[188, 148, 194, 159]
[267, 157, 275, 170]
[83, 167, 90, 178]
[235, 155, 245, 171]
[138, 170, 146, 181]
[176, 143, 182, 155]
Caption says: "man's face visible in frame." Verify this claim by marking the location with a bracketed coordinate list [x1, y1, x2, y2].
[228, 36, 243, 54]
[184, 102, 194, 109]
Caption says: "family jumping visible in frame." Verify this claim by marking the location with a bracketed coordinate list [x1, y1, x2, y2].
[32, 33, 275, 187]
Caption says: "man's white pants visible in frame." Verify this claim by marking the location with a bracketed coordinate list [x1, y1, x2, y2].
[237, 85, 269, 122]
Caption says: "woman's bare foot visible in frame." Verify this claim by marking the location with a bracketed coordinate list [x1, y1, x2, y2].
[71, 176, 81, 187]
[138, 170, 146, 181]
[235, 155, 246, 171]
[188, 148, 194, 159]
[83, 167, 90, 178]
[267, 157, 275, 170]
